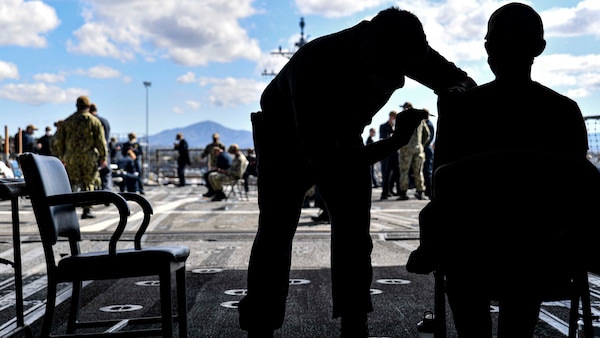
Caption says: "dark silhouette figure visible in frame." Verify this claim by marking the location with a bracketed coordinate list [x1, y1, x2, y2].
[36, 126, 54, 156]
[15, 125, 38, 154]
[202, 146, 231, 198]
[115, 149, 140, 192]
[90, 103, 113, 191]
[174, 132, 191, 187]
[422, 116, 434, 197]
[121, 133, 144, 194]
[242, 148, 257, 193]
[237, 7, 475, 337]
[379, 111, 399, 199]
[407, 3, 590, 337]
[366, 128, 380, 188]
[200, 132, 225, 170]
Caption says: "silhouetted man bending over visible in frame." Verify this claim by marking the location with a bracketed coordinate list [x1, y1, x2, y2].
[238, 7, 476, 337]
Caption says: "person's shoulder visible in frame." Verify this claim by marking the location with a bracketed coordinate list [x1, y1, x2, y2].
[533, 82, 578, 107]
[440, 82, 490, 106]
[83, 112, 102, 123]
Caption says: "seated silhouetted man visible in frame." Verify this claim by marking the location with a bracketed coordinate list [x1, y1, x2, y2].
[238, 6, 476, 337]
[408, 3, 590, 337]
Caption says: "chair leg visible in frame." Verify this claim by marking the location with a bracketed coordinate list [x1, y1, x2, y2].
[160, 272, 174, 338]
[433, 270, 447, 338]
[42, 281, 58, 338]
[66, 280, 83, 333]
[225, 180, 240, 201]
[579, 271, 594, 338]
[176, 267, 188, 338]
[238, 180, 248, 201]
[568, 292, 580, 338]
[567, 270, 593, 338]
[223, 181, 232, 201]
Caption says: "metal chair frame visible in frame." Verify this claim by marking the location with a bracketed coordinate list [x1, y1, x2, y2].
[19, 153, 189, 338]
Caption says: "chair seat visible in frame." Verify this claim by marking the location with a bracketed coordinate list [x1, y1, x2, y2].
[57, 246, 190, 281]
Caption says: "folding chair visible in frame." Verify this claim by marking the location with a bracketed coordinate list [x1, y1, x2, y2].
[19, 153, 189, 338]
[225, 159, 249, 201]
[416, 150, 600, 338]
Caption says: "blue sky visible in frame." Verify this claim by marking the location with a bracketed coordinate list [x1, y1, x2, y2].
[1, 0, 599, 146]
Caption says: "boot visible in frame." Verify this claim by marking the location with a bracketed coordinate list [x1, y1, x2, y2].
[311, 210, 330, 223]
[203, 190, 216, 198]
[81, 209, 95, 219]
[397, 190, 409, 200]
[211, 190, 227, 201]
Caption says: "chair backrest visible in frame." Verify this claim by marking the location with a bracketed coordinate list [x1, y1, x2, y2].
[431, 149, 600, 284]
[228, 155, 248, 180]
[9, 159, 22, 178]
[238, 157, 249, 180]
[19, 153, 81, 248]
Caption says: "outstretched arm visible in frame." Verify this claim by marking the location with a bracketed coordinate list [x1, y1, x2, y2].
[406, 47, 477, 94]
[364, 108, 429, 164]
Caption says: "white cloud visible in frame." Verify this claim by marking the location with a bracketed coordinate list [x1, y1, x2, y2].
[172, 100, 201, 115]
[72, 65, 121, 79]
[33, 72, 66, 83]
[533, 54, 600, 97]
[0, 83, 88, 105]
[295, 0, 391, 18]
[200, 77, 267, 107]
[67, 0, 262, 66]
[186, 100, 201, 109]
[67, 22, 136, 61]
[566, 87, 590, 99]
[0, 0, 60, 47]
[177, 71, 197, 84]
[86, 65, 121, 79]
[542, 0, 600, 38]
[0, 61, 19, 81]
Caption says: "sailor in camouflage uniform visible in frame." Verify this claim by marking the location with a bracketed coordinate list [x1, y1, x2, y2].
[53, 96, 108, 219]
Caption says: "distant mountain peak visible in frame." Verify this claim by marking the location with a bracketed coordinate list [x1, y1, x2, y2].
[147, 120, 253, 149]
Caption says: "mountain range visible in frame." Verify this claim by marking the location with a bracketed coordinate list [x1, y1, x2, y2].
[145, 121, 254, 150]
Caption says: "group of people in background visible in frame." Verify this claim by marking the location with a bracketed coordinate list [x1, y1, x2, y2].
[10, 96, 144, 218]
[9, 98, 430, 214]
[8, 113, 256, 206]
[377, 101, 435, 201]
[197, 132, 253, 202]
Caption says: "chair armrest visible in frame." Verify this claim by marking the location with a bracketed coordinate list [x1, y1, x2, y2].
[119, 192, 154, 250]
[47, 191, 131, 256]
[46, 190, 130, 216]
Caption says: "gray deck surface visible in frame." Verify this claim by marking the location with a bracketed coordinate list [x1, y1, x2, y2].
[0, 183, 595, 337]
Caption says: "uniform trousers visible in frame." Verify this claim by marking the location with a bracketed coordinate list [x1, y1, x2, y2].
[238, 112, 374, 331]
